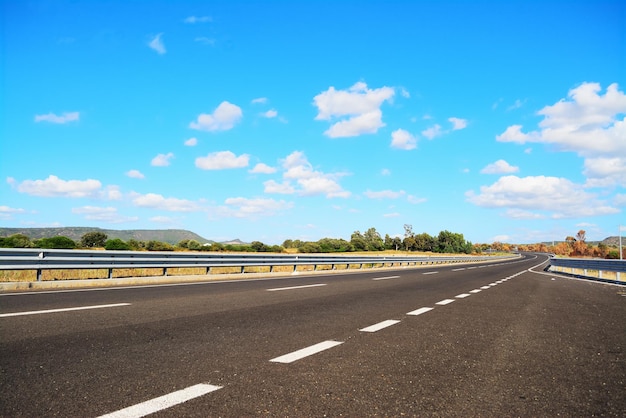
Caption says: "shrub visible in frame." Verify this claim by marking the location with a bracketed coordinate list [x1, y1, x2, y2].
[35, 236, 77, 249]
[105, 238, 130, 250]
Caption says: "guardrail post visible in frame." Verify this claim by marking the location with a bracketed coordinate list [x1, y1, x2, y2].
[164, 268, 168, 276]
[599, 270, 603, 279]
[108, 268, 113, 279]
[206, 266, 211, 275]
[37, 269, 42, 282]
[270, 265, 274, 273]
[293, 265, 297, 272]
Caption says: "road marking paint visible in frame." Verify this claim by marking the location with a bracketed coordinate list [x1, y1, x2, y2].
[469, 289, 482, 293]
[489, 283, 498, 286]
[372, 275, 400, 281]
[455, 293, 471, 298]
[98, 383, 222, 418]
[266, 284, 326, 292]
[359, 319, 401, 333]
[0, 303, 131, 318]
[451, 268, 466, 271]
[407, 307, 434, 316]
[467, 266, 477, 269]
[496, 280, 504, 283]
[422, 271, 439, 275]
[435, 299, 455, 305]
[270, 340, 343, 364]
[480, 286, 491, 290]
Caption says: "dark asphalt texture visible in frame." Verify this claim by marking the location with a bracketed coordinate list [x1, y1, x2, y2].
[1, 254, 624, 417]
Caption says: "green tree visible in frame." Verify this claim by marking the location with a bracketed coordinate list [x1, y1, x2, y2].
[414, 233, 435, 252]
[187, 240, 203, 250]
[80, 231, 108, 248]
[364, 227, 384, 251]
[105, 238, 130, 250]
[146, 240, 174, 251]
[127, 239, 146, 251]
[298, 241, 322, 253]
[0, 234, 33, 248]
[35, 236, 77, 249]
[251, 241, 270, 252]
[350, 231, 368, 251]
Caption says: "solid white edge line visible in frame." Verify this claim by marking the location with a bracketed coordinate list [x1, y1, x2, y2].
[270, 340, 343, 364]
[0, 303, 131, 318]
[359, 319, 401, 333]
[98, 383, 222, 418]
[435, 299, 455, 305]
[407, 307, 433, 316]
[266, 283, 326, 292]
[372, 275, 401, 281]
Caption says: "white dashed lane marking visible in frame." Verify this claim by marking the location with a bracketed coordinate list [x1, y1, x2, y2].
[0, 303, 131, 318]
[435, 299, 455, 306]
[270, 340, 343, 364]
[372, 275, 400, 281]
[359, 319, 401, 333]
[407, 307, 434, 316]
[267, 284, 326, 292]
[455, 293, 471, 298]
[422, 271, 439, 275]
[98, 383, 222, 418]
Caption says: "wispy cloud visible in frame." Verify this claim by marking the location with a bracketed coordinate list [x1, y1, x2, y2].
[184, 16, 212, 24]
[151, 152, 174, 167]
[126, 169, 145, 179]
[148, 33, 166, 54]
[480, 159, 519, 174]
[35, 112, 79, 124]
[195, 151, 249, 170]
[184, 137, 198, 146]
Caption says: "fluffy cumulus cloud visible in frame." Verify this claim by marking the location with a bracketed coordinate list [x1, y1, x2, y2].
[131, 192, 201, 212]
[313, 81, 394, 138]
[480, 159, 519, 174]
[72, 206, 138, 223]
[184, 137, 198, 146]
[261, 109, 278, 118]
[391, 129, 417, 150]
[466, 175, 619, 218]
[13, 175, 102, 198]
[126, 169, 145, 179]
[448, 117, 468, 130]
[496, 82, 626, 187]
[195, 151, 249, 170]
[262, 151, 350, 198]
[35, 112, 79, 124]
[421, 124, 442, 140]
[151, 152, 174, 167]
[148, 33, 166, 54]
[249, 163, 277, 174]
[216, 197, 293, 219]
[189, 101, 243, 131]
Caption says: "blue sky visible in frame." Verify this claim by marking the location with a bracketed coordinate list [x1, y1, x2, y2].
[1, 0, 625, 245]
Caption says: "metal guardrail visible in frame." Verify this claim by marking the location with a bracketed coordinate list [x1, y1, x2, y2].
[547, 256, 626, 283]
[0, 248, 517, 281]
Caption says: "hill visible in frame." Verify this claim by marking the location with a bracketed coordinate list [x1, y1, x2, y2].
[0, 227, 214, 245]
[601, 236, 624, 247]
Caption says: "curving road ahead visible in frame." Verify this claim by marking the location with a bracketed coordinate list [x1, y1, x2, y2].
[1, 253, 624, 417]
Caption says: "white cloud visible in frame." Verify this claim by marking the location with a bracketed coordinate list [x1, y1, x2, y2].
[583, 157, 626, 188]
[400, 87, 410, 98]
[184, 137, 198, 146]
[384, 212, 401, 218]
[407, 195, 427, 204]
[364, 189, 406, 199]
[250, 163, 277, 174]
[504, 209, 546, 219]
[194, 37, 216, 46]
[195, 151, 249, 170]
[126, 169, 145, 179]
[0, 206, 26, 220]
[72, 206, 138, 223]
[262, 109, 278, 118]
[184, 16, 212, 23]
[466, 175, 619, 218]
[381, 169, 391, 176]
[507, 99, 525, 111]
[263, 180, 295, 194]
[480, 159, 519, 174]
[251, 97, 268, 104]
[421, 124, 442, 140]
[15, 175, 102, 198]
[151, 216, 176, 224]
[34, 112, 79, 124]
[217, 197, 293, 219]
[448, 117, 467, 130]
[148, 33, 166, 54]
[189, 101, 243, 131]
[274, 151, 350, 198]
[496, 82, 626, 186]
[151, 152, 174, 167]
[391, 129, 417, 150]
[313, 82, 394, 138]
[131, 192, 201, 212]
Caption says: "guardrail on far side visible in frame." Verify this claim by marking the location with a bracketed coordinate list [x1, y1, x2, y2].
[547, 256, 626, 284]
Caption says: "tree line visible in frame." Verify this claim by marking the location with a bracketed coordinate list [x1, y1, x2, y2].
[0, 225, 476, 254]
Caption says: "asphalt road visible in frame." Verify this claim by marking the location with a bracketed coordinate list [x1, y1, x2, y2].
[1, 253, 624, 417]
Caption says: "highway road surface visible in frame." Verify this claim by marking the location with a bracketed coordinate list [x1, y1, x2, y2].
[1, 253, 624, 417]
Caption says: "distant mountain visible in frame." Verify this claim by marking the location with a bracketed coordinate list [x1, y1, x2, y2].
[601, 236, 624, 247]
[0, 227, 214, 245]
